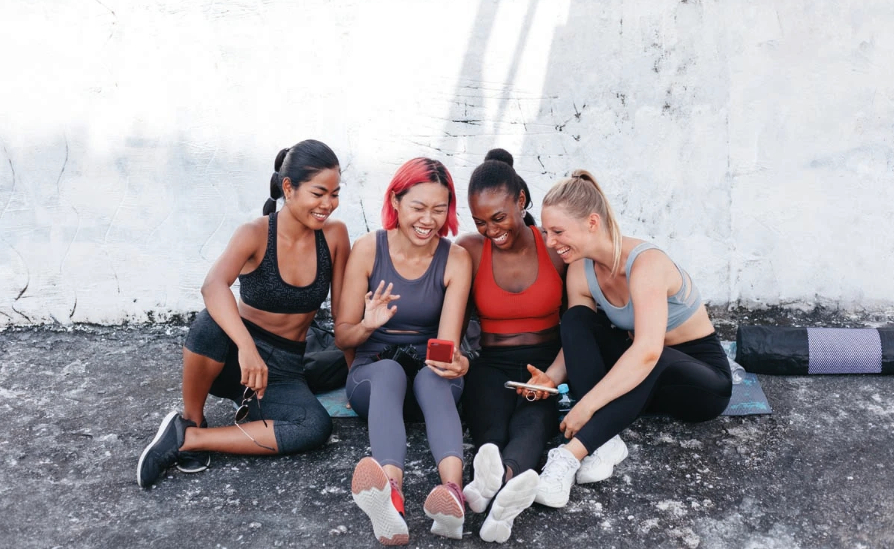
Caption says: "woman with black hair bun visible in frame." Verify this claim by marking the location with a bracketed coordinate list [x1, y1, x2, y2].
[137, 139, 351, 488]
[456, 148, 567, 543]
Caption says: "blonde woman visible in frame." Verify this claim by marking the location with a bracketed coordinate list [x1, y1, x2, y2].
[526, 170, 731, 508]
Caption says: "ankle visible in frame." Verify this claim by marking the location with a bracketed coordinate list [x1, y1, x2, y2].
[180, 426, 199, 451]
[444, 481, 466, 509]
[182, 411, 204, 426]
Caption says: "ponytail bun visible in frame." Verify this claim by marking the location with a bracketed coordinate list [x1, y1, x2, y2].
[263, 148, 290, 214]
[269, 172, 283, 200]
[484, 148, 513, 167]
[274, 148, 289, 171]
[470, 148, 535, 226]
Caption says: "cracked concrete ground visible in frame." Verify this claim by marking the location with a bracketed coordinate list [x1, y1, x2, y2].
[1, 309, 892, 548]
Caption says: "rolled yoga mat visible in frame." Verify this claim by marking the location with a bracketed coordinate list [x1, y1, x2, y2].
[736, 326, 894, 375]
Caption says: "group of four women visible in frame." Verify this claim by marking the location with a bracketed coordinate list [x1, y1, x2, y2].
[137, 140, 733, 545]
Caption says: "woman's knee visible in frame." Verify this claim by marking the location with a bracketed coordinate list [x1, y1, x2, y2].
[184, 309, 231, 363]
[560, 305, 598, 336]
[365, 359, 408, 390]
[274, 405, 333, 454]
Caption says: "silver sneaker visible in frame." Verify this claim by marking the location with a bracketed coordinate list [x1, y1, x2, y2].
[533, 447, 580, 508]
[576, 435, 628, 484]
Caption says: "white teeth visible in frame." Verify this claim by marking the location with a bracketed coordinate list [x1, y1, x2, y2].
[414, 226, 433, 236]
[557, 247, 570, 255]
[311, 212, 328, 220]
[493, 233, 508, 243]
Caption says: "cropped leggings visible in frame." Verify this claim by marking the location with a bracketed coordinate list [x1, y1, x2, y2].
[346, 355, 464, 471]
[562, 306, 732, 454]
[184, 309, 332, 454]
[463, 342, 560, 476]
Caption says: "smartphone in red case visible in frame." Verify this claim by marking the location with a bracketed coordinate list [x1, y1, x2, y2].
[426, 339, 454, 363]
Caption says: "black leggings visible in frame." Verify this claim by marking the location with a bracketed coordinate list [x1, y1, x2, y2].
[562, 306, 731, 454]
[463, 342, 561, 476]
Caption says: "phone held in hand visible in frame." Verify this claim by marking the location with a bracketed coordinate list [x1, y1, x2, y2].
[426, 339, 455, 363]
[504, 381, 559, 395]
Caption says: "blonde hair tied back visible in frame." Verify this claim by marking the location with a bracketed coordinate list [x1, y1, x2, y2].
[543, 169, 623, 275]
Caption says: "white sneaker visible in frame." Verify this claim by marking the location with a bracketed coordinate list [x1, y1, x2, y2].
[351, 457, 409, 546]
[464, 444, 504, 514]
[479, 469, 539, 543]
[576, 435, 629, 484]
[533, 447, 580, 508]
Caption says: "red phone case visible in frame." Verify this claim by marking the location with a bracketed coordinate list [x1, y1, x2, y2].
[426, 339, 454, 363]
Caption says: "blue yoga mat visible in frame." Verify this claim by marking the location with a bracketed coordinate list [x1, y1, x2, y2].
[315, 341, 771, 418]
[317, 388, 358, 418]
[721, 373, 771, 415]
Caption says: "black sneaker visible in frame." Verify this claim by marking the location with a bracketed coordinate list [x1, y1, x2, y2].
[176, 419, 211, 473]
[137, 411, 194, 488]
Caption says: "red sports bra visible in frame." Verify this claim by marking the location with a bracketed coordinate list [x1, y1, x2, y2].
[472, 225, 563, 334]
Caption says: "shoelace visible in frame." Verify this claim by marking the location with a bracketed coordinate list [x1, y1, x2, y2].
[541, 451, 578, 482]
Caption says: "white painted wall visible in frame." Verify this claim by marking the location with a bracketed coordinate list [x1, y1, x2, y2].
[1, 0, 892, 326]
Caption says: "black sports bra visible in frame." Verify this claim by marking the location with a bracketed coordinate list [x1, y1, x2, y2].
[238, 213, 332, 314]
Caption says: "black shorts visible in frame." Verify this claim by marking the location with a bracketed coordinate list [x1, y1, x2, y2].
[184, 309, 307, 401]
[183, 309, 331, 454]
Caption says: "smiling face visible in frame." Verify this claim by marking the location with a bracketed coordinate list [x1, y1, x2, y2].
[541, 204, 595, 263]
[392, 181, 450, 245]
[282, 167, 341, 230]
[469, 188, 527, 250]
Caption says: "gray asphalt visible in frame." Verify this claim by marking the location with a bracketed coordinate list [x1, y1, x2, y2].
[1, 312, 892, 548]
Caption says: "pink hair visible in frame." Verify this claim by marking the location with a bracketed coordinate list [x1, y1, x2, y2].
[380, 158, 459, 237]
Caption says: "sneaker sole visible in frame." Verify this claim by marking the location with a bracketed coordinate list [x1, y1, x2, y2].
[533, 490, 571, 509]
[464, 443, 504, 514]
[175, 455, 211, 474]
[424, 485, 464, 540]
[480, 470, 539, 543]
[351, 457, 409, 546]
[137, 411, 179, 488]
[576, 438, 629, 484]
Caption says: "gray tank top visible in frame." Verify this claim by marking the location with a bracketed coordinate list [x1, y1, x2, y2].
[356, 230, 451, 355]
[583, 242, 701, 332]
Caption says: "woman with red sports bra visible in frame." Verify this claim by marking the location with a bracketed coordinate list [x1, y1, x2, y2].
[456, 149, 566, 543]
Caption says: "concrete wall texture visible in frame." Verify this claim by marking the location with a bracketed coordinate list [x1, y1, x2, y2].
[1, 0, 892, 326]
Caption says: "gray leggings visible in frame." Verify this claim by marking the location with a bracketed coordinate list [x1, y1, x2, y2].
[346, 356, 464, 471]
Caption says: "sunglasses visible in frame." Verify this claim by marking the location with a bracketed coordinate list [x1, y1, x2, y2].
[235, 386, 276, 452]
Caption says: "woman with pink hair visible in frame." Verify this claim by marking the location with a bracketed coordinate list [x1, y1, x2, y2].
[335, 158, 472, 545]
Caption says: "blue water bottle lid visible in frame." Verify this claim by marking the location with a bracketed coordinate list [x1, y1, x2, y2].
[557, 383, 569, 394]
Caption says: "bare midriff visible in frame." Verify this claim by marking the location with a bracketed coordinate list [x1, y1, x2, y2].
[238, 301, 317, 342]
[479, 325, 560, 348]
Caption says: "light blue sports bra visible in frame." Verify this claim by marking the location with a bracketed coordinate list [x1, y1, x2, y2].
[583, 242, 701, 332]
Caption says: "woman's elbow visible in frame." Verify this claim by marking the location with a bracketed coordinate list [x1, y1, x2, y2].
[200, 279, 213, 299]
[333, 325, 350, 350]
[636, 346, 663, 369]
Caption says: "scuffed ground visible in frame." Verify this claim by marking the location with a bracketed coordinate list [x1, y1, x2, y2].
[1, 320, 892, 548]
